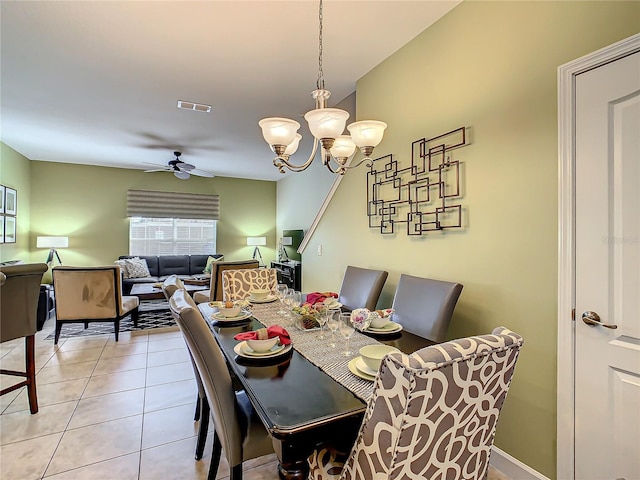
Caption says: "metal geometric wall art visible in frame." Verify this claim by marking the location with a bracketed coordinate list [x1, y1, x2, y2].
[367, 127, 469, 235]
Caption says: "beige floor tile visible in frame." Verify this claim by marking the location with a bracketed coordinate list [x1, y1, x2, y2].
[4, 377, 90, 414]
[144, 378, 198, 413]
[43, 346, 104, 367]
[139, 434, 211, 480]
[43, 452, 140, 480]
[101, 341, 149, 359]
[141, 402, 201, 449]
[56, 335, 110, 352]
[106, 330, 149, 344]
[145, 361, 194, 387]
[146, 346, 190, 367]
[93, 353, 147, 375]
[0, 432, 63, 480]
[0, 338, 23, 356]
[45, 415, 143, 476]
[146, 327, 182, 341]
[0, 347, 58, 372]
[242, 456, 280, 480]
[0, 401, 77, 446]
[0, 386, 23, 413]
[82, 368, 147, 398]
[147, 337, 186, 353]
[68, 388, 145, 429]
[37, 360, 97, 385]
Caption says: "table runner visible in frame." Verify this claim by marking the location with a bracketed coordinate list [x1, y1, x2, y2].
[250, 302, 380, 401]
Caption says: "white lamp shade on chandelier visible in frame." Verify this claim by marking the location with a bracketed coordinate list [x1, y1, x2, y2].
[258, 0, 387, 176]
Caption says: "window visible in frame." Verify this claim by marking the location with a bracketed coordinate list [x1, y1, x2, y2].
[129, 217, 216, 256]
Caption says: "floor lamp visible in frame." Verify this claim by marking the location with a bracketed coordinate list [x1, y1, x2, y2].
[246, 236, 266, 267]
[36, 236, 69, 266]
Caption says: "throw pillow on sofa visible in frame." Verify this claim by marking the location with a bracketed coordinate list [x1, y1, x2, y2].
[203, 255, 223, 274]
[124, 257, 151, 278]
[114, 259, 129, 278]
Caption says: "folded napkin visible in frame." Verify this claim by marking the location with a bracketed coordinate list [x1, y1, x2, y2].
[305, 291, 338, 306]
[234, 326, 291, 345]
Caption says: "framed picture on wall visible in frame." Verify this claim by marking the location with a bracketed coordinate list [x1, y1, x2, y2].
[0, 185, 5, 214]
[4, 215, 16, 243]
[5, 187, 16, 215]
[0, 215, 4, 243]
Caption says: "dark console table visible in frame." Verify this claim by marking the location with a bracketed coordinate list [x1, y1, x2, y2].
[271, 261, 301, 292]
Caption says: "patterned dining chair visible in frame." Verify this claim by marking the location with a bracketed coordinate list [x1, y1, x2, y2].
[52, 265, 139, 344]
[0, 263, 48, 414]
[307, 327, 524, 480]
[161, 276, 209, 460]
[221, 267, 278, 301]
[193, 259, 259, 304]
[337, 266, 388, 311]
[391, 274, 463, 343]
[169, 289, 274, 480]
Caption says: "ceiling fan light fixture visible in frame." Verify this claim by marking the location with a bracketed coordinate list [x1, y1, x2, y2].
[258, 0, 386, 176]
[174, 170, 190, 180]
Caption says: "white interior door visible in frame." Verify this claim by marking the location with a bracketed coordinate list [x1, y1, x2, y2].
[575, 51, 640, 479]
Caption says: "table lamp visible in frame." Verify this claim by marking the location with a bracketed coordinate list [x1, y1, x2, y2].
[246, 236, 266, 266]
[36, 236, 69, 266]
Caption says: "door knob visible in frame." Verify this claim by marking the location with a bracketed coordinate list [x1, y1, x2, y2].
[581, 311, 618, 329]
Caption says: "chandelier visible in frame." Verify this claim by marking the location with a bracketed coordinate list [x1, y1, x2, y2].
[258, 0, 387, 175]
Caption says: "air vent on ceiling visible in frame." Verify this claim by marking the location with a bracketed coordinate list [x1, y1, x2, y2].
[177, 100, 211, 113]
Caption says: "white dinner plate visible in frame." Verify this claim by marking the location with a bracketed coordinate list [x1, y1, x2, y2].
[355, 356, 378, 377]
[248, 295, 278, 304]
[348, 357, 375, 381]
[366, 321, 403, 334]
[234, 341, 293, 359]
[211, 310, 252, 322]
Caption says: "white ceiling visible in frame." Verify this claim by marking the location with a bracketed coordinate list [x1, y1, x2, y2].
[1, 1, 460, 181]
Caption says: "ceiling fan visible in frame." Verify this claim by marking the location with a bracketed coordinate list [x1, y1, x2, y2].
[143, 151, 215, 180]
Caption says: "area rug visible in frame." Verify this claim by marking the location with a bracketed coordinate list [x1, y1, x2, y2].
[45, 300, 176, 340]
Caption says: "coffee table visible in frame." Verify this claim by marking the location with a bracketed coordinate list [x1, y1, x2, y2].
[130, 282, 207, 301]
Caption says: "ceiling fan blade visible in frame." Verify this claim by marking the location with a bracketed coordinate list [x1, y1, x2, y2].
[189, 169, 215, 178]
[144, 168, 171, 173]
[174, 170, 190, 180]
[177, 162, 195, 171]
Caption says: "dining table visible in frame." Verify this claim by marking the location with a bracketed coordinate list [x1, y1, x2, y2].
[198, 300, 435, 480]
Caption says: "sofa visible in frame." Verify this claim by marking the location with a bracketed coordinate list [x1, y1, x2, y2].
[118, 254, 223, 294]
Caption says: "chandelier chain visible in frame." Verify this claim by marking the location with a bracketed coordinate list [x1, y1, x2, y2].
[316, 0, 325, 90]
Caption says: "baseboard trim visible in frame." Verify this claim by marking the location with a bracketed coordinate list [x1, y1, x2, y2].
[491, 446, 549, 480]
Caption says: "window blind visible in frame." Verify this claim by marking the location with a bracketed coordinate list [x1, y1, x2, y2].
[127, 190, 220, 220]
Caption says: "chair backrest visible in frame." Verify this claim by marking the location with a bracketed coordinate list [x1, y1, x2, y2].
[338, 327, 523, 480]
[0, 263, 48, 342]
[168, 289, 246, 467]
[337, 266, 388, 311]
[161, 274, 185, 301]
[52, 266, 125, 319]
[209, 259, 260, 301]
[221, 267, 277, 301]
[391, 274, 463, 343]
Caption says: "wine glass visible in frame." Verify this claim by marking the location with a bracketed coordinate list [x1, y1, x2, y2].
[326, 310, 340, 347]
[276, 284, 289, 314]
[338, 313, 355, 356]
[316, 305, 329, 339]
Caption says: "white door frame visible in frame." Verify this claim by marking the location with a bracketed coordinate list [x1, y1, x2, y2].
[557, 33, 640, 480]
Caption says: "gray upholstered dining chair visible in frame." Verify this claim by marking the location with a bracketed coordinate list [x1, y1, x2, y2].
[307, 327, 524, 480]
[193, 259, 259, 304]
[0, 263, 48, 414]
[169, 289, 274, 480]
[337, 266, 388, 311]
[161, 276, 209, 461]
[52, 265, 139, 344]
[390, 274, 463, 343]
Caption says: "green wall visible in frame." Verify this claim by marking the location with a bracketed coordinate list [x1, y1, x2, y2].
[29, 161, 276, 268]
[288, 2, 639, 478]
[0, 144, 32, 262]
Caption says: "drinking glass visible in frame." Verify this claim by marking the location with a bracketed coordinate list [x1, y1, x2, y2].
[338, 313, 355, 356]
[283, 290, 295, 320]
[326, 310, 340, 348]
[316, 306, 329, 339]
[276, 284, 289, 315]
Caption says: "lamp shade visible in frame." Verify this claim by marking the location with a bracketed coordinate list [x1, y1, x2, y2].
[347, 120, 388, 148]
[36, 236, 69, 248]
[330, 135, 357, 159]
[259, 118, 301, 147]
[304, 108, 349, 139]
[283, 134, 302, 156]
[246, 236, 267, 247]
